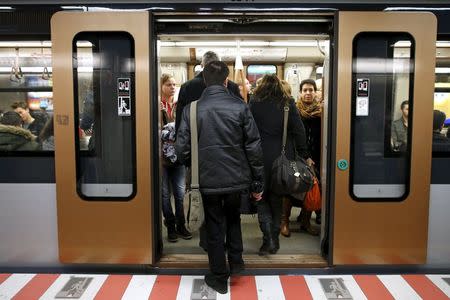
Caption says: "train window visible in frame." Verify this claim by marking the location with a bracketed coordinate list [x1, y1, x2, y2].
[433, 90, 450, 154]
[73, 32, 136, 201]
[0, 41, 53, 153]
[350, 33, 414, 201]
[247, 65, 277, 87]
[433, 41, 450, 155]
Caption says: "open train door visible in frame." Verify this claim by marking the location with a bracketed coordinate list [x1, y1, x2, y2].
[332, 12, 437, 264]
[51, 12, 153, 264]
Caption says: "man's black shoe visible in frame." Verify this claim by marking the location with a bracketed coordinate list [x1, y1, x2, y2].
[167, 224, 178, 243]
[204, 275, 228, 294]
[229, 263, 245, 274]
[176, 224, 193, 240]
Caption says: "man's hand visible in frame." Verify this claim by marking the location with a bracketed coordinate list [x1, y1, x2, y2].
[306, 157, 315, 167]
[251, 192, 263, 201]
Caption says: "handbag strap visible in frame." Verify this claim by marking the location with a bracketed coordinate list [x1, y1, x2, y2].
[281, 104, 289, 154]
[190, 101, 199, 189]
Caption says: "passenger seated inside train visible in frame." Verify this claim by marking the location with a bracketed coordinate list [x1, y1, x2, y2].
[391, 100, 409, 152]
[11, 101, 48, 138]
[432, 109, 450, 152]
[0, 111, 40, 151]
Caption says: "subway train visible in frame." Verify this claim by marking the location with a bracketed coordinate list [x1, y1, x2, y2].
[0, 0, 449, 274]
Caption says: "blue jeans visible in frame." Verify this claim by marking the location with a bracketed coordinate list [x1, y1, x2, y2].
[162, 164, 186, 226]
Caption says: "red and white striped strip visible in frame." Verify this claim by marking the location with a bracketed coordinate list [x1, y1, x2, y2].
[0, 273, 448, 299]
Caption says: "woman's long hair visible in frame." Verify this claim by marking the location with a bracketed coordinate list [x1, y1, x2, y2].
[253, 74, 291, 105]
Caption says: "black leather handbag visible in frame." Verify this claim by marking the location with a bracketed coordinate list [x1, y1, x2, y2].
[271, 105, 314, 195]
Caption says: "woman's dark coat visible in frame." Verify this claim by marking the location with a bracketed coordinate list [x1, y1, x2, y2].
[249, 98, 308, 186]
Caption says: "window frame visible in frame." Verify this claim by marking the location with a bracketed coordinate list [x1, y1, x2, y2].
[72, 31, 137, 201]
[349, 31, 415, 202]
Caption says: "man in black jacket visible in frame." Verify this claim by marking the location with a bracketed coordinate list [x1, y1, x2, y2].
[175, 51, 241, 133]
[176, 61, 264, 294]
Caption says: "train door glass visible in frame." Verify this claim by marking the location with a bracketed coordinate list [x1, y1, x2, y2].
[350, 33, 413, 200]
[73, 32, 136, 200]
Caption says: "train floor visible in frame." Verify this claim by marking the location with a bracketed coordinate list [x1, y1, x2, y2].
[162, 207, 322, 256]
[1, 272, 449, 299]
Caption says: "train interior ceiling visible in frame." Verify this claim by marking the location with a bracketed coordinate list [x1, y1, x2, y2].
[158, 33, 330, 266]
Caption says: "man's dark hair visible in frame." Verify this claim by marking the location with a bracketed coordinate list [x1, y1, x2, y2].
[202, 51, 220, 66]
[400, 100, 409, 110]
[433, 109, 446, 131]
[11, 101, 28, 110]
[203, 61, 229, 87]
[300, 79, 317, 92]
[0, 111, 22, 126]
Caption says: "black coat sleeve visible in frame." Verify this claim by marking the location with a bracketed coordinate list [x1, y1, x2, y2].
[175, 103, 191, 166]
[287, 99, 308, 159]
[242, 105, 265, 190]
[175, 84, 187, 134]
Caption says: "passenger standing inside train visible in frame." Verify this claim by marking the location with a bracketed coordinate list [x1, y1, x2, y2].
[0, 111, 40, 151]
[391, 100, 409, 152]
[160, 73, 192, 242]
[249, 74, 308, 255]
[175, 51, 242, 133]
[294, 79, 321, 235]
[432, 110, 450, 152]
[175, 51, 242, 250]
[238, 78, 252, 101]
[176, 61, 264, 294]
[11, 101, 48, 138]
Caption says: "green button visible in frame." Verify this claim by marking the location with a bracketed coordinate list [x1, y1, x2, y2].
[337, 159, 348, 170]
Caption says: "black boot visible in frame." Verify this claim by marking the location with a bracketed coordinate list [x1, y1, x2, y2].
[258, 222, 276, 256]
[272, 227, 280, 254]
[166, 222, 178, 242]
[176, 220, 193, 240]
[315, 210, 322, 225]
[299, 209, 319, 236]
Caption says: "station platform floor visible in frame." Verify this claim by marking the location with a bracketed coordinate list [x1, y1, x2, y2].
[1, 273, 450, 299]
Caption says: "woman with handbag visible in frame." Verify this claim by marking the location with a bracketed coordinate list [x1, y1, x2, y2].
[249, 74, 308, 255]
[160, 74, 192, 242]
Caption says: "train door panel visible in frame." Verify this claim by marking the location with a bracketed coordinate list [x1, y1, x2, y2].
[333, 12, 436, 264]
[51, 12, 153, 264]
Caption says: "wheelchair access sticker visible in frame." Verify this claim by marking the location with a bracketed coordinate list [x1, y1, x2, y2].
[118, 78, 131, 116]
